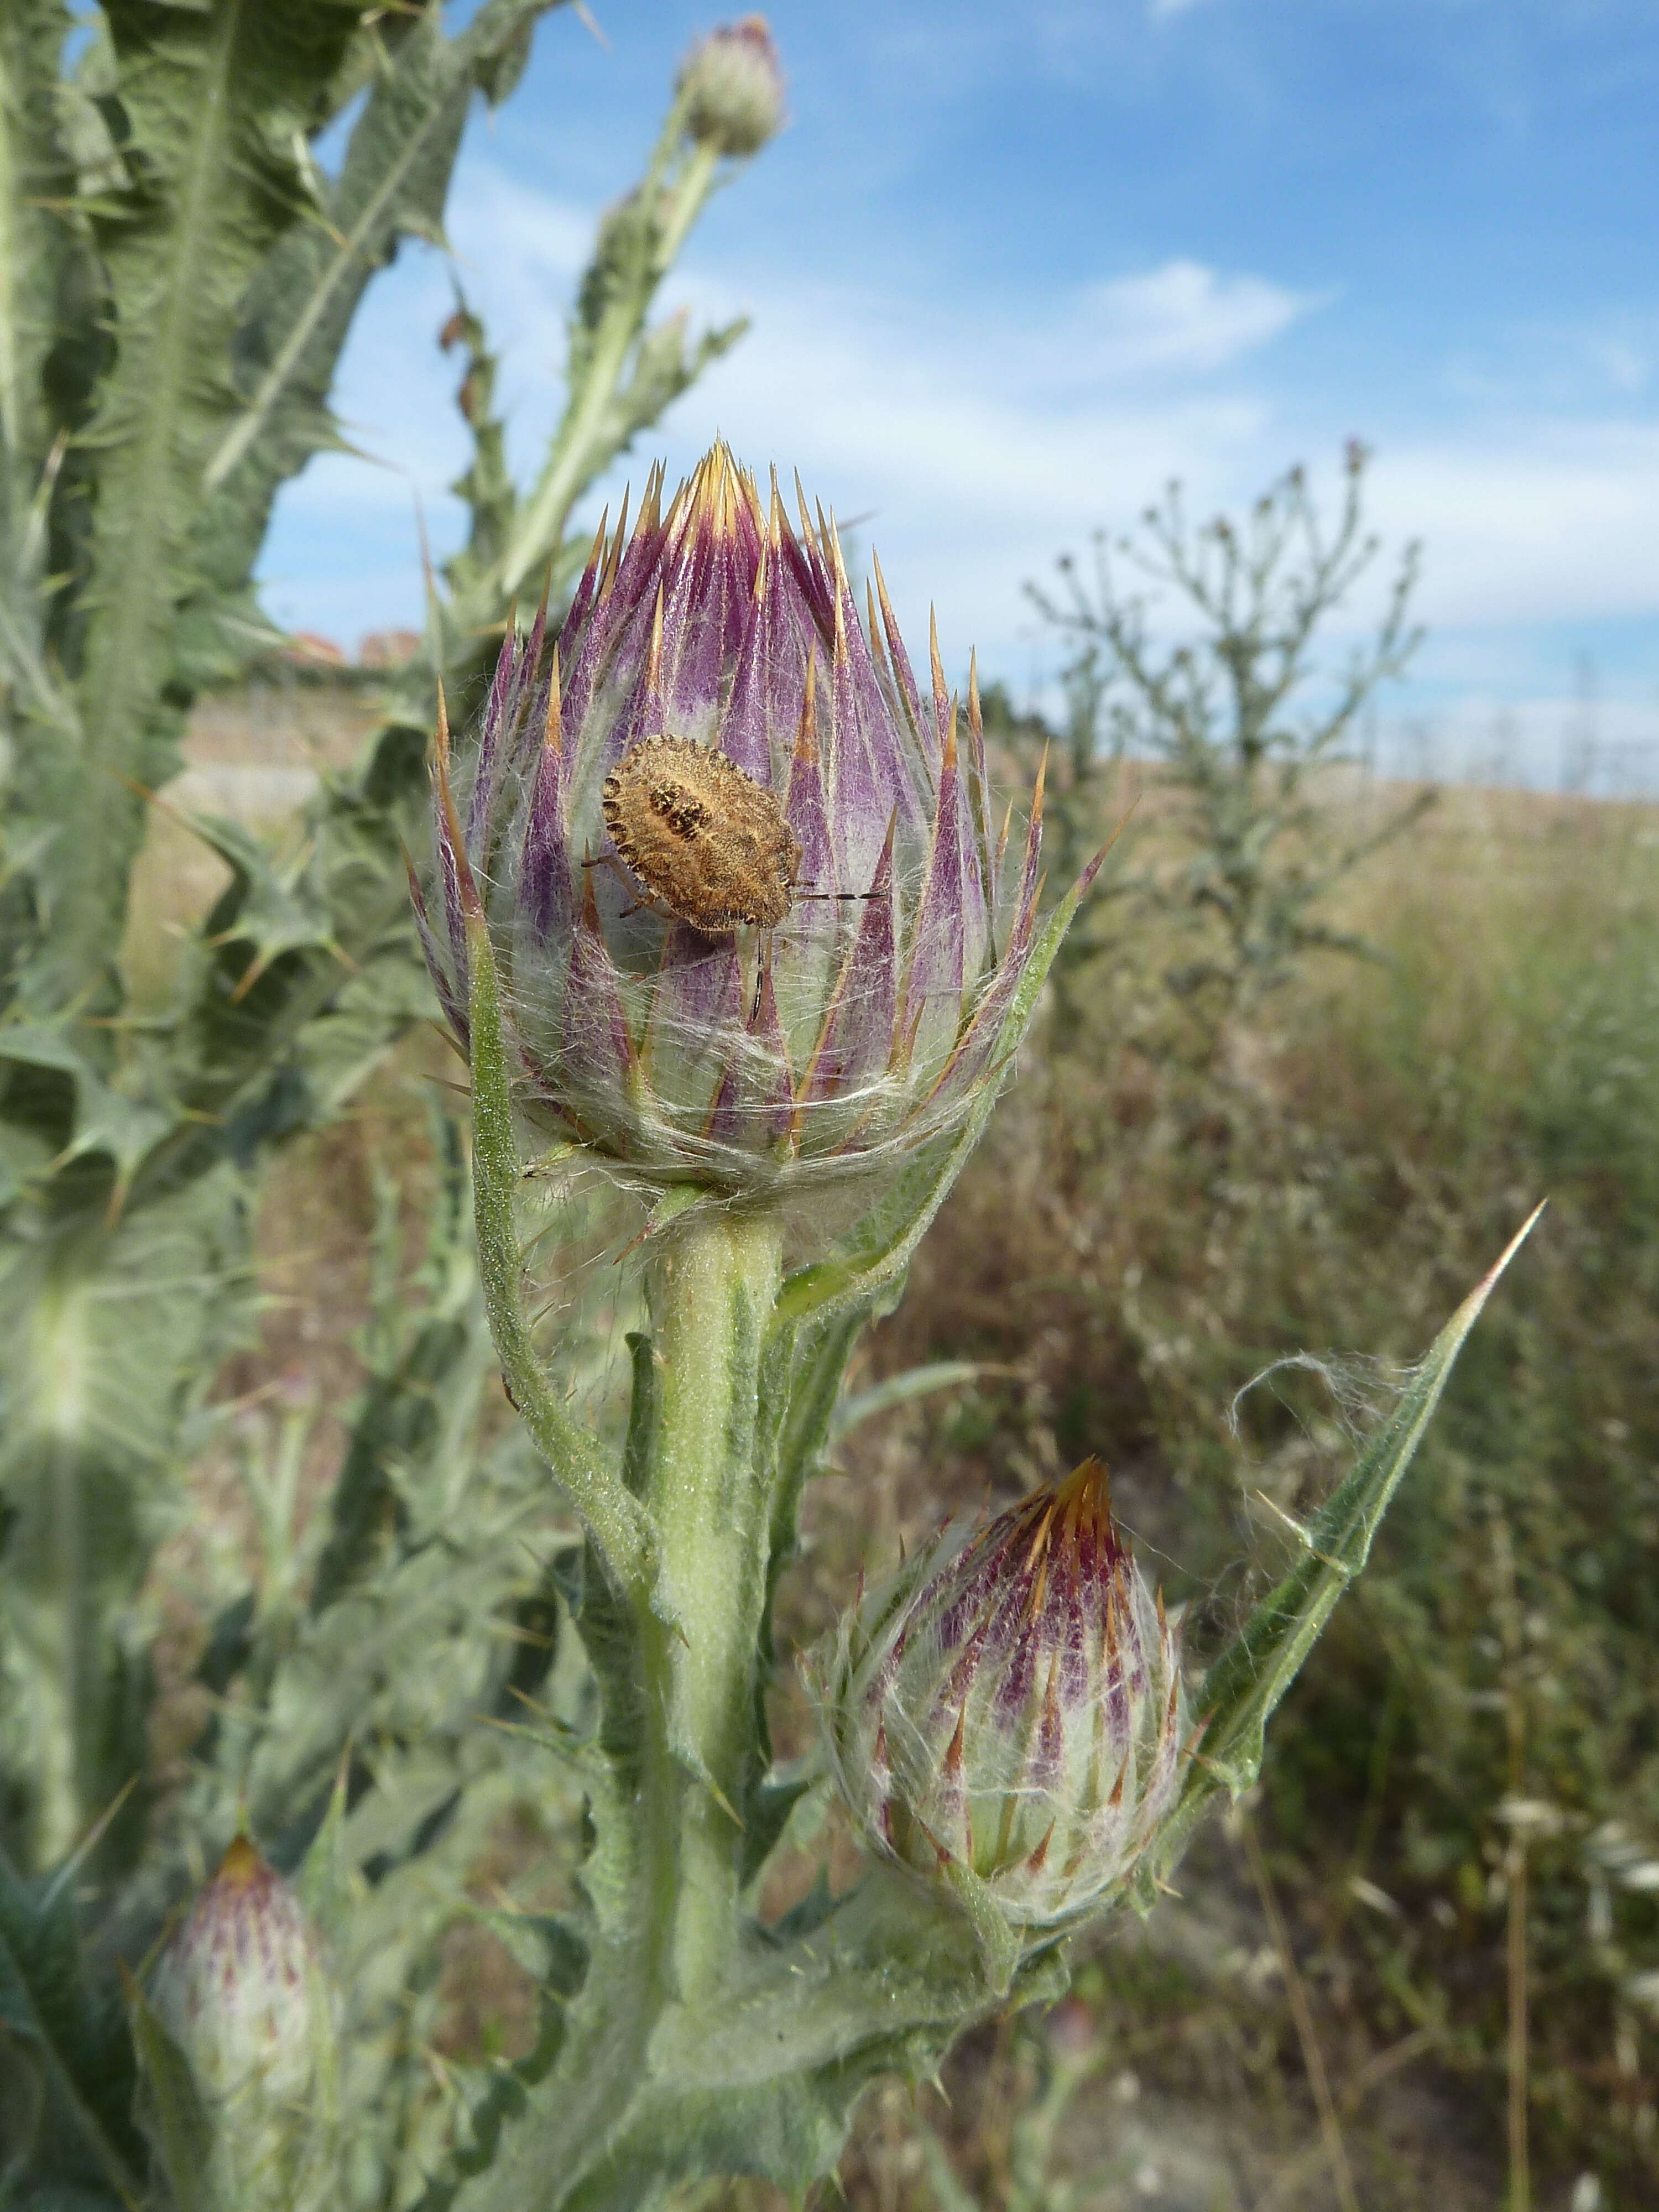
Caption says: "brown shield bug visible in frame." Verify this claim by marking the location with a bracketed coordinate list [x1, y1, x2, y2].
[599, 735, 803, 933]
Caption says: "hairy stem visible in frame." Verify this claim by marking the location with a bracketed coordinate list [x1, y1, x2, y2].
[641, 1203, 782, 1995]
[445, 1206, 786, 2211]
[13, 1250, 114, 1865]
[498, 118, 718, 598]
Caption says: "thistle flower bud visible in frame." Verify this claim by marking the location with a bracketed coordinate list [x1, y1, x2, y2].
[677, 17, 786, 155]
[811, 1459, 1190, 1929]
[421, 444, 1093, 1198]
[144, 1836, 338, 2208]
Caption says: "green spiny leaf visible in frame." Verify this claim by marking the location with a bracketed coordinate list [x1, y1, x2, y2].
[0, 1845, 143, 2199]
[831, 1359, 984, 1439]
[0, 1164, 251, 1861]
[0, 3, 87, 979]
[440, 289, 518, 601]
[187, 0, 566, 675]
[1150, 1205, 1545, 1879]
[44, 0, 372, 1010]
[431, 1870, 1067, 2212]
[0, 2020, 46, 2192]
[0, 1023, 173, 1196]
[128, 1983, 213, 2212]
[0, 2, 74, 488]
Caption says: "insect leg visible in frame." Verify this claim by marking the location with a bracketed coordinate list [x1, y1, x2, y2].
[584, 848, 660, 918]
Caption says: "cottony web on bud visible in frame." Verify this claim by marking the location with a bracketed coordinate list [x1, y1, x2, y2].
[419, 442, 1098, 1197]
[144, 1836, 339, 2202]
[677, 16, 786, 155]
[810, 1459, 1190, 1929]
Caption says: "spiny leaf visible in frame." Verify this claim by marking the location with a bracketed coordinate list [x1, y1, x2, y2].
[0, 2, 88, 966]
[0, 2, 75, 487]
[739, 1308, 866, 1881]
[187, 0, 566, 669]
[0, 1022, 173, 1195]
[128, 1984, 213, 2212]
[42, 0, 371, 1011]
[0, 1167, 252, 1859]
[0, 1844, 143, 2199]
[441, 289, 518, 600]
[831, 1359, 984, 1439]
[1150, 1205, 1544, 1878]
[0, 2021, 46, 2193]
[426, 1869, 1067, 2212]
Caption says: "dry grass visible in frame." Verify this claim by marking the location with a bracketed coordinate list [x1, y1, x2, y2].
[816, 780, 1659, 2209]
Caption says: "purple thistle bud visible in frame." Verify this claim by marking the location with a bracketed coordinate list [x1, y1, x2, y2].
[810, 1460, 1191, 1929]
[145, 1837, 339, 2198]
[677, 16, 786, 157]
[424, 444, 1073, 1197]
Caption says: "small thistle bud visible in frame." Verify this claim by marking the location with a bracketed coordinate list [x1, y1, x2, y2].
[810, 1459, 1190, 1929]
[677, 17, 786, 155]
[144, 1836, 339, 2209]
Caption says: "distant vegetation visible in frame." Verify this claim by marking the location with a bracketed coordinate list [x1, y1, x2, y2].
[862, 752, 1659, 2210]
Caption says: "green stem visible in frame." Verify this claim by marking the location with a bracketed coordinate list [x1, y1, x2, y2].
[20, 1254, 103, 1865]
[640, 1202, 782, 1996]
[445, 1206, 785, 2212]
[497, 121, 719, 600]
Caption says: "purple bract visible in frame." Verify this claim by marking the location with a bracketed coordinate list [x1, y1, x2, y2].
[811, 1458, 1191, 1928]
[420, 444, 1092, 1196]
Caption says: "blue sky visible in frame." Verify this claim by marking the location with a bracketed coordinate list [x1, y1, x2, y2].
[261, 0, 1659, 788]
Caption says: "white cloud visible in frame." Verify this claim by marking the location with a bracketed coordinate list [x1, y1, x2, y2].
[261, 162, 1659, 764]
[1444, 313, 1659, 409]
[450, 168, 594, 290]
[1372, 424, 1659, 628]
[1589, 337, 1650, 396]
[263, 174, 1315, 671]
[1057, 260, 1319, 382]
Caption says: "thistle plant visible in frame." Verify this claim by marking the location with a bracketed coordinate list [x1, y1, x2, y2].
[381, 437, 1538, 2206]
[0, 12, 1540, 2200]
[1021, 444, 1432, 1051]
[0, 0, 771, 1839]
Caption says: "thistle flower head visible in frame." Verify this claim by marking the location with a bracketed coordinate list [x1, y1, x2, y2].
[677, 17, 786, 154]
[810, 1459, 1190, 1929]
[422, 444, 1091, 1198]
[145, 1837, 338, 2203]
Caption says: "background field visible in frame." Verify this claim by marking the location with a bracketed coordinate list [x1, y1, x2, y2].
[135, 677, 1659, 2212]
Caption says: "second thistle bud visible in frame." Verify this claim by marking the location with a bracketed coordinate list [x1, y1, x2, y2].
[140, 1837, 340, 2212]
[677, 17, 785, 155]
[811, 1459, 1190, 1929]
